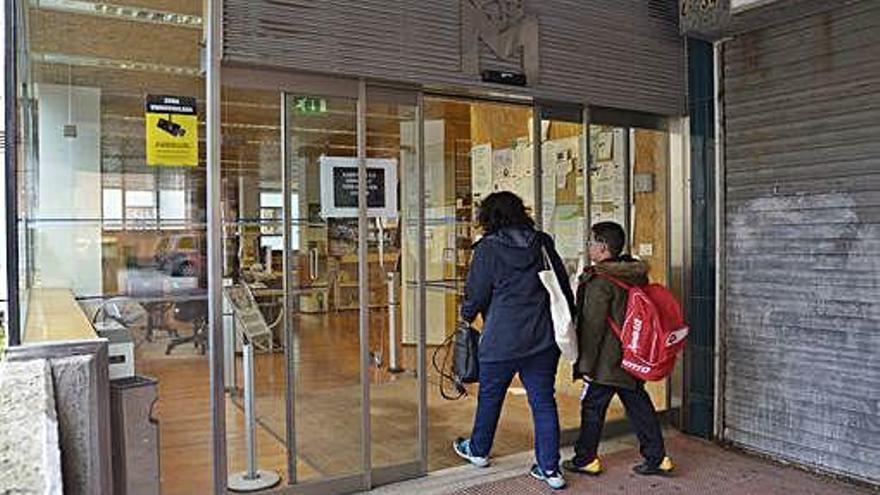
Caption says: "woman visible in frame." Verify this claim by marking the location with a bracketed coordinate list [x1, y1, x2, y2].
[452, 191, 574, 490]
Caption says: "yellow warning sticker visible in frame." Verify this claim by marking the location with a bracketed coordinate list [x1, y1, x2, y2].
[145, 95, 198, 167]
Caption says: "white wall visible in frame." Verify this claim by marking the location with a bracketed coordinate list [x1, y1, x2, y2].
[34, 84, 103, 297]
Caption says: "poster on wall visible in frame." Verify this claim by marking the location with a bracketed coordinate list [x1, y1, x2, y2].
[492, 148, 515, 192]
[590, 128, 627, 226]
[145, 95, 198, 167]
[541, 142, 557, 228]
[471, 143, 493, 198]
[552, 205, 583, 261]
[319, 156, 398, 218]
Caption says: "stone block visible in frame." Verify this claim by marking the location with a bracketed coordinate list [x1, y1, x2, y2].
[0, 359, 63, 494]
[50, 355, 96, 495]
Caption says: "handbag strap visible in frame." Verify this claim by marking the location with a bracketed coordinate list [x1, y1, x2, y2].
[540, 245, 552, 271]
[431, 328, 469, 401]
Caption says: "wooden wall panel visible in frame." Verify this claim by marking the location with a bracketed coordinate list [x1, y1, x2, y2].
[632, 129, 669, 285]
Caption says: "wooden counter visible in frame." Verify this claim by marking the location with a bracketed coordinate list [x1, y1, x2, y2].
[24, 288, 97, 343]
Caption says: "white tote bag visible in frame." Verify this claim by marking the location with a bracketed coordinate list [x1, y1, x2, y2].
[538, 246, 579, 363]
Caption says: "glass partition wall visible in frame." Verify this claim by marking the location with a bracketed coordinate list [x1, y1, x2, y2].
[12, 2, 213, 494]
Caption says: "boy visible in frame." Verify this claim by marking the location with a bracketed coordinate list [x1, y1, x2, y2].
[563, 221, 674, 476]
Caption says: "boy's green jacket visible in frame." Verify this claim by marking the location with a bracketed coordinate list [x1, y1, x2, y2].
[574, 257, 649, 390]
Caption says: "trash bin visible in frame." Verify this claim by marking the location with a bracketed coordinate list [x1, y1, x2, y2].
[110, 376, 159, 495]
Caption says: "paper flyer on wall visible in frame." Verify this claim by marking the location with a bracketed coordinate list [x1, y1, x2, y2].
[471, 143, 493, 198]
[492, 148, 515, 192]
[554, 136, 578, 189]
[553, 205, 583, 260]
[541, 142, 557, 228]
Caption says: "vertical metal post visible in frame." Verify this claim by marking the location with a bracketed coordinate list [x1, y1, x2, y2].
[5, 0, 21, 346]
[244, 343, 257, 477]
[713, 39, 726, 440]
[224, 292, 235, 391]
[416, 92, 428, 473]
[626, 128, 634, 251]
[387, 272, 402, 372]
[582, 106, 592, 261]
[666, 117, 690, 414]
[532, 104, 543, 229]
[205, 0, 227, 491]
[281, 92, 298, 483]
[228, 341, 281, 491]
[357, 79, 372, 487]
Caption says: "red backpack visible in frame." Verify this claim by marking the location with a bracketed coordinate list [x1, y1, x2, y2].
[598, 274, 689, 381]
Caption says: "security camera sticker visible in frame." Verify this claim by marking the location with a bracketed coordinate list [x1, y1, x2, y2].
[156, 117, 186, 137]
[145, 95, 198, 167]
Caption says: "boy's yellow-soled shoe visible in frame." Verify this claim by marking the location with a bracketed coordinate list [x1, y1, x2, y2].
[561, 458, 603, 476]
[633, 456, 675, 476]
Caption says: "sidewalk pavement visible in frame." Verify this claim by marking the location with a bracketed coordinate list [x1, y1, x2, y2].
[369, 431, 876, 495]
[451, 433, 875, 495]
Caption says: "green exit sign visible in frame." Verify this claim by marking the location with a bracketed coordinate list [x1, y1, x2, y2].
[293, 96, 327, 115]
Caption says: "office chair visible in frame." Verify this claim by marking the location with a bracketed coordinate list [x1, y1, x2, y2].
[165, 299, 208, 355]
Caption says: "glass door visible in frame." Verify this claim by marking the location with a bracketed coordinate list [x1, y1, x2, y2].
[422, 97, 537, 470]
[364, 86, 423, 484]
[277, 84, 424, 492]
[285, 92, 365, 487]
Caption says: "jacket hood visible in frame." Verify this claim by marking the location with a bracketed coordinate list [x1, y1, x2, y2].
[584, 256, 650, 286]
[480, 226, 542, 269]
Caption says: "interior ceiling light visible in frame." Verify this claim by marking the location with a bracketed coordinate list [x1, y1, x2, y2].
[32, 0, 203, 29]
[33, 52, 200, 77]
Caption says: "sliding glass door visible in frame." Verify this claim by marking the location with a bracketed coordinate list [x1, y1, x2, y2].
[250, 84, 425, 493]
[285, 92, 365, 487]
[217, 75, 681, 494]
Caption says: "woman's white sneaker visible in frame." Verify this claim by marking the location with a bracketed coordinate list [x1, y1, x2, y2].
[529, 464, 566, 490]
[452, 438, 489, 468]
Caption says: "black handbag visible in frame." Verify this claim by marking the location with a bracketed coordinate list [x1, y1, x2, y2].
[432, 320, 480, 400]
[453, 321, 480, 384]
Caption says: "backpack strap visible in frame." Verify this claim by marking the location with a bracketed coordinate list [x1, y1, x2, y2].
[594, 273, 629, 339]
[595, 272, 632, 291]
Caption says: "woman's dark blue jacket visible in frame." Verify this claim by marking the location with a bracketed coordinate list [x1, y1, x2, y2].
[460, 226, 575, 363]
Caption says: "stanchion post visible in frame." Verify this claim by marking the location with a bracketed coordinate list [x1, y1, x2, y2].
[228, 341, 280, 492]
[387, 272, 403, 373]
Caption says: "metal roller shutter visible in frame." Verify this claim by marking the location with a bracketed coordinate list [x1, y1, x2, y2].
[222, 1, 685, 116]
[722, 0, 880, 483]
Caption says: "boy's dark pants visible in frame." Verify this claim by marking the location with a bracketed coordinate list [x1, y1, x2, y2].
[573, 381, 666, 467]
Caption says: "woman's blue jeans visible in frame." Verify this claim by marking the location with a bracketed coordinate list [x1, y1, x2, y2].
[468, 345, 561, 472]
